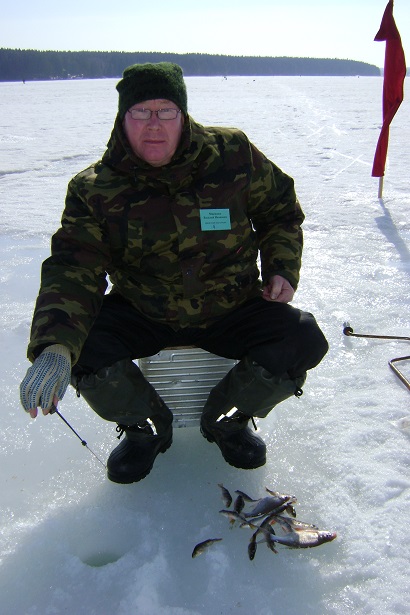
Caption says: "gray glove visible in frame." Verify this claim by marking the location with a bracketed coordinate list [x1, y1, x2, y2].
[20, 344, 71, 415]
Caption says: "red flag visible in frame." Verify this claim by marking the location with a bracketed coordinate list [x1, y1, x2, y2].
[372, 0, 406, 177]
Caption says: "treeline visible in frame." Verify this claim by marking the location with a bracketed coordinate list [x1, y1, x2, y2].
[0, 49, 381, 81]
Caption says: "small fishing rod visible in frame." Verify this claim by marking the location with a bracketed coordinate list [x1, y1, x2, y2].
[343, 323, 410, 342]
[343, 322, 410, 391]
[49, 404, 107, 469]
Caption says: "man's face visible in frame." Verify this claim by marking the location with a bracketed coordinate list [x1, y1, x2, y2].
[123, 99, 184, 167]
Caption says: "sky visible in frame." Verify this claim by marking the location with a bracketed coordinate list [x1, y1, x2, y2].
[2, 0, 409, 69]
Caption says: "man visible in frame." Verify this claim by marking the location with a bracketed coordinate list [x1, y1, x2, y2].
[20, 62, 328, 484]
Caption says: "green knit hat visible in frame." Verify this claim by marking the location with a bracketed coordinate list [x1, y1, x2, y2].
[116, 62, 188, 119]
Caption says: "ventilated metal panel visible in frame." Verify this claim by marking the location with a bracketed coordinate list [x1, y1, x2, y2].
[138, 348, 237, 428]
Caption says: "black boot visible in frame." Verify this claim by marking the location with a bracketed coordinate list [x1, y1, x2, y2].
[107, 420, 172, 484]
[201, 411, 266, 469]
[72, 359, 174, 483]
[200, 356, 306, 469]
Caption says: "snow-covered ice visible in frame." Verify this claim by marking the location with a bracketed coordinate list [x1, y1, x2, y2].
[0, 75, 409, 614]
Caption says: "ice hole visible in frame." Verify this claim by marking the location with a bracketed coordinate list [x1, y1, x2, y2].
[81, 550, 123, 567]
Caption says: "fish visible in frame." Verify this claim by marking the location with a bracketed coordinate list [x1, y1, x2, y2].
[265, 487, 297, 502]
[256, 530, 279, 554]
[248, 532, 258, 560]
[268, 514, 319, 533]
[234, 489, 260, 503]
[192, 538, 223, 558]
[245, 502, 289, 522]
[218, 483, 232, 508]
[285, 504, 297, 518]
[265, 487, 279, 496]
[219, 509, 247, 526]
[244, 495, 296, 518]
[214, 485, 335, 557]
[264, 534, 279, 554]
[266, 530, 337, 549]
[247, 518, 279, 555]
[233, 494, 245, 514]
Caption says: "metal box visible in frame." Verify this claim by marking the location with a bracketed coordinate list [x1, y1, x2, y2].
[138, 348, 237, 428]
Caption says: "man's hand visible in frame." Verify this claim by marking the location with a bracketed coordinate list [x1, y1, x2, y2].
[262, 275, 295, 303]
[20, 344, 71, 418]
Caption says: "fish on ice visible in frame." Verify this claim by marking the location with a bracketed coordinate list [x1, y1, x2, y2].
[192, 538, 223, 558]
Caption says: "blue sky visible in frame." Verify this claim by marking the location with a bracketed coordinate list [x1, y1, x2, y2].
[2, 0, 409, 68]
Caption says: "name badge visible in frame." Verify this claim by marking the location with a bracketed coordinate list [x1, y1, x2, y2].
[200, 209, 231, 231]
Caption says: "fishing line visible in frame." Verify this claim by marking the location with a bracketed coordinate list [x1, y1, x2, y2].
[49, 404, 107, 468]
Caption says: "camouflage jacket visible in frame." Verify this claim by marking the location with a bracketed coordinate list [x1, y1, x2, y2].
[28, 116, 304, 363]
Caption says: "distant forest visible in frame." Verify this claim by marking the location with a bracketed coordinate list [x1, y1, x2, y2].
[0, 48, 381, 81]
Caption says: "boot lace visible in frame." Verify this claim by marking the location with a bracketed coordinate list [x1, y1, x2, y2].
[116, 420, 155, 439]
[217, 411, 258, 431]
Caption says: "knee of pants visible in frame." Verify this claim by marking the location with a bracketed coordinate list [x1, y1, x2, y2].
[248, 313, 328, 379]
[298, 313, 329, 368]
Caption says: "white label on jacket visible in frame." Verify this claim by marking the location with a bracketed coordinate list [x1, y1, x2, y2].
[200, 209, 231, 231]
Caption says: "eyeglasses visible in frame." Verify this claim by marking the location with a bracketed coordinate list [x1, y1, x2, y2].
[128, 108, 181, 121]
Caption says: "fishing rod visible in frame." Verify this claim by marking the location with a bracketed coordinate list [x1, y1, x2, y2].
[49, 404, 107, 469]
[343, 323, 410, 342]
[343, 322, 410, 391]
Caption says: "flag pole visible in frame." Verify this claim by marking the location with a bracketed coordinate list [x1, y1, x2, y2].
[378, 176, 384, 199]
